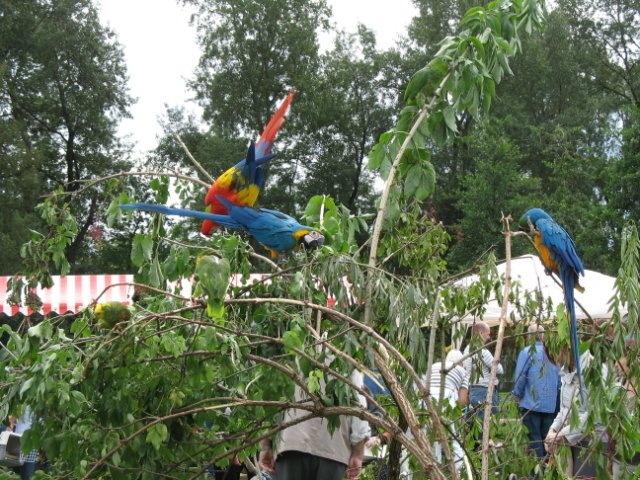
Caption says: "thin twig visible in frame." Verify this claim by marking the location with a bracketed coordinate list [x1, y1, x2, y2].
[72, 170, 211, 195]
[481, 214, 514, 479]
[174, 133, 215, 184]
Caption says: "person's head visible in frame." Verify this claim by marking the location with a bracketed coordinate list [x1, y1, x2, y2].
[471, 321, 491, 344]
[550, 344, 571, 368]
[527, 323, 545, 342]
[445, 349, 464, 369]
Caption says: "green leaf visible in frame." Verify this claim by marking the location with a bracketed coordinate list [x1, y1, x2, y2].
[282, 329, 303, 352]
[131, 234, 153, 267]
[148, 257, 164, 287]
[404, 163, 422, 198]
[467, 36, 485, 58]
[146, 423, 168, 450]
[556, 304, 569, 342]
[442, 106, 458, 133]
[19, 377, 35, 397]
[415, 162, 436, 201]
[304, 195, 324, 218]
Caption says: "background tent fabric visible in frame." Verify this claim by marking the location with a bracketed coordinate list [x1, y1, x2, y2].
[0, 275, 134, 316]
[454, 254, 624, 327]
[0, 273, 274, 318]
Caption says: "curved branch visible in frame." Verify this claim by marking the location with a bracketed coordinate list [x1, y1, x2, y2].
[364, 69, 453, 327]
[61, 170, 211, 198]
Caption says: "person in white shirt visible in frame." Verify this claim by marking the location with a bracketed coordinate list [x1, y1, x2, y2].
[544, 348, 608, 478]
[463, 321, 503, 424]
[424, 349, 469, 472]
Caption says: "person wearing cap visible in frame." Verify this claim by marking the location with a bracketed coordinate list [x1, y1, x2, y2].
[512, 324, 560, 460]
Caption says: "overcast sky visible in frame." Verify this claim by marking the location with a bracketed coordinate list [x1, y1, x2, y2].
[98, 0, 417, 156]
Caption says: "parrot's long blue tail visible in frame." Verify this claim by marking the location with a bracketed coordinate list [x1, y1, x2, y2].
[562, 268, 586, 404]
[119, 203, 243, 230]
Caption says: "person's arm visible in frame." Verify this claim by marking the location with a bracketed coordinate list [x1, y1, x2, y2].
[258, 438, 275, 474]
[345, 439, 366, 480]
[546, 378, 572, 451]
[458, 387, 469, 406]
[482, 348, 504, 376]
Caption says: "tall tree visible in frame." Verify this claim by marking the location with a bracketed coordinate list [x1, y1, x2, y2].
[0, 0, 132, 272]
[185, 0, 330, 135]
[290, 27, 398, 212]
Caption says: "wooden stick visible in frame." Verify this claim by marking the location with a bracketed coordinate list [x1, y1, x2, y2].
[480, 214, 513, 479]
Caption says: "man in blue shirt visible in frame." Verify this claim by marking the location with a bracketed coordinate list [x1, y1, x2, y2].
[512, 324, 559, 459]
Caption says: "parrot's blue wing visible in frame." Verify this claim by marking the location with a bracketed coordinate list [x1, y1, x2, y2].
[537, 219, 584, 276]
[214, 195, 266, 226]
[536, 217, 586, 402]
[214, 195, 311, 253]
[119, 203, 244, 231]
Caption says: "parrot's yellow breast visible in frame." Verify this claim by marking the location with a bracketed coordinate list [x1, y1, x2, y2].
[534, 231, 558, 273]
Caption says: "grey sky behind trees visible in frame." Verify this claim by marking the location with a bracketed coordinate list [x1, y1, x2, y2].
[98, 0, 416, 156]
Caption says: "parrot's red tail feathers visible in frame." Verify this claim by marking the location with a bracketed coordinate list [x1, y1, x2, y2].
[201, 220, 219, 236]
[258, 88, 296, 150]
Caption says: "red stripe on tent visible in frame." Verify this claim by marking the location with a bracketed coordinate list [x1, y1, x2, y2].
[90, 275, 98, 305]
[74, 276, 83, 312]
[27, 286, 37, 316]
[0, 276, 7, 314]
[59, 276, 68, 314]
[40, 278, 51, 315]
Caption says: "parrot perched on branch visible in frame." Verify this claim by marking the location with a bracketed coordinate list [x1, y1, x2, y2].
[119, 197, 324, 258]
[201, 89, 296, 235]
[194, 255, 231, 319]
[93, 301, 131, 329]
[520, 208, 586, 398]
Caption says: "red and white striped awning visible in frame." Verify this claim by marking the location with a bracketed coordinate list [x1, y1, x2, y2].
[0, 275, 134, 316]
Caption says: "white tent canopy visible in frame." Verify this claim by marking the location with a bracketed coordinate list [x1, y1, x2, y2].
[454, 254, 624, 327]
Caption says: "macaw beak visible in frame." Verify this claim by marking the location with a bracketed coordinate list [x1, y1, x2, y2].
[518, 216, 532, 232]
[301, 231, 324, 249]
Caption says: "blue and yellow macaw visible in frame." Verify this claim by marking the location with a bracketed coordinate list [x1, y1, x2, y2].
[520, 208, 585, 397]
[120, 196, 323, 258]
[201, 89, 296, 235]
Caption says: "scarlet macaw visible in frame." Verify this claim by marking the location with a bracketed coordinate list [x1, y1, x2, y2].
[201, 89, 296, 235]
[120, 196, 324, 258]
[520, 208, 585, 398]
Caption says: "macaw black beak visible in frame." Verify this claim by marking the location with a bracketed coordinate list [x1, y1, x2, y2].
[302, 231, 324, 249]
[518, 216, 531, 232]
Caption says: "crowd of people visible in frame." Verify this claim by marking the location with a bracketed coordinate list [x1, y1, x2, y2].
[3, 318, 637, 480]
[252, 318, 637, 480]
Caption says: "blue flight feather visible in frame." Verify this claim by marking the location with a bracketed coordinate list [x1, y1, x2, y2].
[119, 203, 244, 230]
